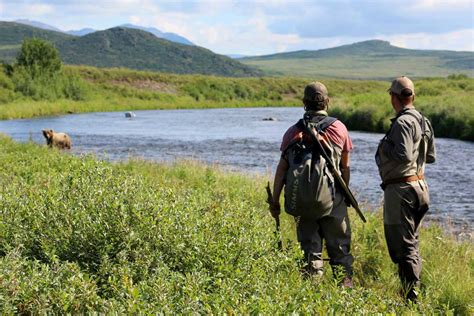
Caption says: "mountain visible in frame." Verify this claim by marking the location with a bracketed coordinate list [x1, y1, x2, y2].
[67, 28, 96, 36]
[14, 19, 63, 32]
[120, 23, 194, 46]
[0, 21, 73, 46]
[0, 22, 74, 62]
[0, 22, 259, 76]
[55, 27, 260, 76]
[228, 54, 248, 59]
[11, 19, 194, 45]
[241, 40, 474, 79]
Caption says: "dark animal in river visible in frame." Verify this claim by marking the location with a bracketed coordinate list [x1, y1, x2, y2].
[262, 117, 277, 121]
[125, 112, 136, 118]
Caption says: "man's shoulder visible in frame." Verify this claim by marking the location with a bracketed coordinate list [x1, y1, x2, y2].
[397, 109, 422, 123]
[327, 119, 349, 134]
[284, 122, 302, 136]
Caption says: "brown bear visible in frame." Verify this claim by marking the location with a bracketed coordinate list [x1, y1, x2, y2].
[42, 129, 72, 150]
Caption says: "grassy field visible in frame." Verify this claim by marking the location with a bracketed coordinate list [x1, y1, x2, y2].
[0, 65, 473, 140]
[241, 55, 474, 80]
[0, 136, 472, 313]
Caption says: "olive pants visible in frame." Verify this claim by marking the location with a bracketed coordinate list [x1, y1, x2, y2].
[383, 180, 429, 290]
[296, 191, 353, 276]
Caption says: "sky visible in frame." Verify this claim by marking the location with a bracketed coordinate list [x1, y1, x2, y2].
[1, 0, 473, 56]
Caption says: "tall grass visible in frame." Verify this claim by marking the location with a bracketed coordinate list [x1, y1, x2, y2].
[0, 136, 472, 313]
[0, 65, 473, 140]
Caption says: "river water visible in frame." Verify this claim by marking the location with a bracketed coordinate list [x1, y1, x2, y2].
[0, 107, 472, 230]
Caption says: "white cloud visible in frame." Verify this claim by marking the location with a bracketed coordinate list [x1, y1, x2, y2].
[410, 0, 473, 10]
[387, 29, 474, 51]
[2, 3, 55, 18]
[189, 9, 302, 55]
[129, 15, 142, 25]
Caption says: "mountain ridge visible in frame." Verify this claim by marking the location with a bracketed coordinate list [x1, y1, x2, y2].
[55, 27, 260, 76]
[12, 19, 194, 46]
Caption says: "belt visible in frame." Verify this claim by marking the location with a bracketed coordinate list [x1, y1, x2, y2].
[381, 174, 424, 190]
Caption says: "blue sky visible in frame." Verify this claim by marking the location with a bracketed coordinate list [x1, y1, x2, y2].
[1, 0, 473, 55]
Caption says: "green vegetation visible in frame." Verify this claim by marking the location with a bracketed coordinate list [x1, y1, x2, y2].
[1, 39, 88, 102]
[16, 38, 62, 78]
[1, 63, 472, 140]
[0, 136, 472, 313]
[241, 40, 474, 80]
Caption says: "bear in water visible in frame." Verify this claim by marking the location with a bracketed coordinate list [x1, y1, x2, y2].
[42, 129, 72, 150]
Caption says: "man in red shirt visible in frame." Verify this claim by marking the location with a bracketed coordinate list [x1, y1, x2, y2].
[269, 82, 354, 287]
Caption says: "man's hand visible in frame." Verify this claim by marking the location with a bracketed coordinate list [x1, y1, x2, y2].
[269, 199, 281, 219]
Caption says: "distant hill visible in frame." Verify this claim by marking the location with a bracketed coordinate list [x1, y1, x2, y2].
[241, 40, 474, 79]
[67, 24, 194, 45]
[55, 27, 260, 76]
[67, 28, 96, 36]
[0, 22, 74, 62]
[0, 21, 73, 46]
[8, 19, 194, 45]
[227, 54, 248, 59]
[14, 19, 63, 32]
[120, 24, 194, 45]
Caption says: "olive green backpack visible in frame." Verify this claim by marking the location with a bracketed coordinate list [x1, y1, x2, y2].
[283, 116, 337, 219]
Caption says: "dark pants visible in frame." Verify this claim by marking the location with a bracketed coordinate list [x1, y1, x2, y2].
[383, 180, 429, 293]
[296, 192, 353, 276]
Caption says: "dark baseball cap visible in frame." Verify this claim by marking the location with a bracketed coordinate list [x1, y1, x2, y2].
[388, 76, 415, 96]
[303, 81, 328, 101]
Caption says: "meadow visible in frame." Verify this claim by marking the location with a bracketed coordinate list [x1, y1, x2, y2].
[0, 65, 473, 140]
[241, 55, 474, 80]
[0, 136, 472, 313]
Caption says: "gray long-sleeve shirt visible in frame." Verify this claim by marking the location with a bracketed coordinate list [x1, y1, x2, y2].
[376, 107, 436, 182]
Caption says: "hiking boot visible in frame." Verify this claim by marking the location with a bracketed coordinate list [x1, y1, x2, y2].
[400, 288, 418, 304]
[341, 276, 353, 288]
[301, 265, 324, 278]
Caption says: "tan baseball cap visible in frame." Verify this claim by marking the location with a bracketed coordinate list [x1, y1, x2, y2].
[303, 81, 328, 101]
[388, 76, 415, 96]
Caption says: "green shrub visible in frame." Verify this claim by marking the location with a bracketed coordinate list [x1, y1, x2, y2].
[16, 38, 61, 79]
[61, 72, 90, 101]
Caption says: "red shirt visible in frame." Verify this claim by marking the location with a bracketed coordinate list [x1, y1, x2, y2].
[280, 119, 353, 153]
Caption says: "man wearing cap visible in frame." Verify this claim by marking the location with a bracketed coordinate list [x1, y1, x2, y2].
[376, 76, 436, 302]
[269, 81, 354, 287]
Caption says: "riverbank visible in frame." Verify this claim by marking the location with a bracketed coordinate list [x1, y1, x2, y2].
[0, 66, 473, 140]
[0, 136, 472, 313]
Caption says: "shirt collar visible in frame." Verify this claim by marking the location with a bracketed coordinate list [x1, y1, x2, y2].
[391, 106, 416, 122]
[305, 110, 328, 117]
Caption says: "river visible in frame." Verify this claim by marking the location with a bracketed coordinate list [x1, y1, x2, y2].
[0, 107, 472, 230]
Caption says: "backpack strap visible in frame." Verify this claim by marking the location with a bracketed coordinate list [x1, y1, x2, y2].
[316, 116, 338, 132]
[402, 111, 426, 136]
[399, 110, 429, 174]
[296, 116, 337, 133]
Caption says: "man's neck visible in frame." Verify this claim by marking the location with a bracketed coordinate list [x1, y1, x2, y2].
[395, 103, 414, 114]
